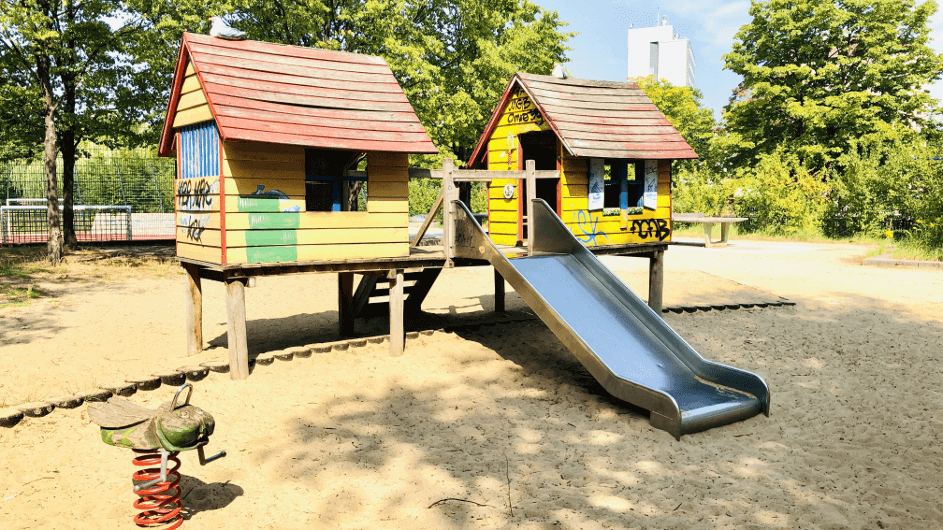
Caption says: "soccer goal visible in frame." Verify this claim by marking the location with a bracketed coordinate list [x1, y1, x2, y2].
[1, 199, 132, 243]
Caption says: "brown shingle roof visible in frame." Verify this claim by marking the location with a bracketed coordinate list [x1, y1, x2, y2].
[159, 33, 439, 156]
[469, 72, 697, 164]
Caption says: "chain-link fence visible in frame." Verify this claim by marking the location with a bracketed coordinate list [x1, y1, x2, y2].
[0, 145, 176, 243]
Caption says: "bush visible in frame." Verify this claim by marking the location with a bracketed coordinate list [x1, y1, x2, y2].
[729, 150, 830, 235]
[672, 165, 733, 216]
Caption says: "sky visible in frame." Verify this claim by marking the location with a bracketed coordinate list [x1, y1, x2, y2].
[536, 0, 943, 119]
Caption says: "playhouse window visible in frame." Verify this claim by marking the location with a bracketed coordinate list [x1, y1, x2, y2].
[304, 149, 366, 212]
[601, 160, 644, 210]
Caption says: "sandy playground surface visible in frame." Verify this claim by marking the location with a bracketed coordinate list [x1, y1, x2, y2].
[1, 239, 942, 529]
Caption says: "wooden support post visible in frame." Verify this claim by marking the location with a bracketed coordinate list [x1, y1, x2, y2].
[338, 272, 355, 337]
[225, 279, 250, 380]
[442, 158, 455, 265]
[648, 250, 665, 314]
[183, 263, 203, 356]
[389, 269, 405, 357]
[494, 268, 506, 313]
[525, 159, 536, 255]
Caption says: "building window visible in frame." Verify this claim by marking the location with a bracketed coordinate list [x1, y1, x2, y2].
[603, 160, 643, 210]
[649, 42, 659, 77]
[304, 148, 365, 212]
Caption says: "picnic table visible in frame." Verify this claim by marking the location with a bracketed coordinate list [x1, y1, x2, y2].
[672, 213, 748, 248]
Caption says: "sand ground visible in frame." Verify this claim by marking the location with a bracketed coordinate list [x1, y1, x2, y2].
[1, 239, 941, 529]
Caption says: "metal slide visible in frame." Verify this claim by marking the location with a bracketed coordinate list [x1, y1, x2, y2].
[451, 200, 770, 439]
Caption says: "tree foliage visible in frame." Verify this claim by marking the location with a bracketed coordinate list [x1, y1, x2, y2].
[0, 0, 165, 260]
[219, 0, 573, 163]
[723, 0, 943, 167]
[631, 76, 716, 159]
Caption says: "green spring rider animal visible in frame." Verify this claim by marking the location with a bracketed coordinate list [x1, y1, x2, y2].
[89, 383, 225, 528]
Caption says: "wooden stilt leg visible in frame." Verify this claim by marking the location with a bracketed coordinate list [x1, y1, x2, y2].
[226, 279, 250, 380]
[494, 268, 506, 313]
[389, 269, 405, 357]
[648, 250, 664, 314]
[183, 263, 203, 356]
[338, 272, 355, 337]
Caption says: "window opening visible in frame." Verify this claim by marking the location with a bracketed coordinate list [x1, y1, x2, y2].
[304, 149, 365, 212]
[602, 160, 643, 213]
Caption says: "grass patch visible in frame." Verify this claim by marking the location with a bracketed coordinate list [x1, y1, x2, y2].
[892, 239, 943, 262]
[0, 247, 50, 307]
[0, 243, 180, 308]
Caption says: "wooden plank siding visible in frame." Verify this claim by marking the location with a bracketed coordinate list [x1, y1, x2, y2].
[173, 62, 213, 128]
[182, 142, 409, 265]
[163, 34, 428, 266]
[558, 154, 673, 246]
[484, 86, 553, 245]
[464, 72, 695, 250]
[467, 73, 697, 166]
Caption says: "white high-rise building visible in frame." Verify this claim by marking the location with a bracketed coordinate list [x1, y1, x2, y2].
[628, 16, 695, 88]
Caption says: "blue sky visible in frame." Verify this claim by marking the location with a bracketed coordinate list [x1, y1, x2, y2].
[537, 0, 943, 119]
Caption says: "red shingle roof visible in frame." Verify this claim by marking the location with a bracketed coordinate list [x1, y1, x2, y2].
[468, 72, 697, 165]
[158, 33, 439, 156]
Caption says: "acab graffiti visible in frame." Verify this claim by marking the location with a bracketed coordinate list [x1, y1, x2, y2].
[631, 219, 670, 241]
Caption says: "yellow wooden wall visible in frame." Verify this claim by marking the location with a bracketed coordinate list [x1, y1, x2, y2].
[176, 140, 410, 265]
[486, 85, 552, 246]
[558, 153, 672, 246]
[173, 63, 213, 128]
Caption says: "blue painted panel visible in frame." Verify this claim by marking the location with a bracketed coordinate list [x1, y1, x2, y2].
[180, 121, 219, 179]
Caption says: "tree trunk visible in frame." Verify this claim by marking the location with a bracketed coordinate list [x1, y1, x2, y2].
[61, 135, 77, 250]
[61, 3, 77, 251]
[347, 180, 363, 211]
[37, 52, 61, 265]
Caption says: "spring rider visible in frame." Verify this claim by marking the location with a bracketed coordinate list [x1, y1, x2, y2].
[89, 383, 225, 528]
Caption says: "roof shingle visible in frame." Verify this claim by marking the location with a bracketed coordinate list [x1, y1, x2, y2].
[469, 72, 697, 164]
[159, 33, 439, 156]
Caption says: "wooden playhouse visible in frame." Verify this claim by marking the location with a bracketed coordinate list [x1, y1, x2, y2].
[158, 33, 440, 377]
[159, 33, 439, 265]
[468, 73, 697, 251]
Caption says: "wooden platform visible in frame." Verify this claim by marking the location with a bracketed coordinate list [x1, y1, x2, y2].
[179, 241, 667, 280]
[179, 240, 668, 380]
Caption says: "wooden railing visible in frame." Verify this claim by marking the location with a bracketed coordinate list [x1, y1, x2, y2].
[347, 158, 559, 263]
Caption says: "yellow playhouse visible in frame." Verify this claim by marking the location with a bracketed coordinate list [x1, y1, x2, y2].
[467, 72, 697, 248]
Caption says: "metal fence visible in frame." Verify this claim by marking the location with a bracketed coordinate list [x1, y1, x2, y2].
[0, 145, 176, 243]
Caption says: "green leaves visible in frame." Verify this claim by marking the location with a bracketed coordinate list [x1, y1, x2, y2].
[213, 0, 573, 162]
[723, 0, 943, 168]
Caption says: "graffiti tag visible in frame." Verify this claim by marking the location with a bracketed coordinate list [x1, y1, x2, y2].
[180, 214, 211, 242]
[507, 97, 534, 113]
[176, 178, 218, 210]
[631, 219, 670, 241]
[505, 109, 543, 125]
[575, 210, 608, 246]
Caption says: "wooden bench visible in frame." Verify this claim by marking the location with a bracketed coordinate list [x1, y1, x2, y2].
[672, 213, 748, 248]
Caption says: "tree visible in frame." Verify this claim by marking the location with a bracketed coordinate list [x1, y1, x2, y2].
[221, 0, 573, 162]
[0, 0, 160, 262]
[631, 76, 716, 158]
[723, 0, 943, 168]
